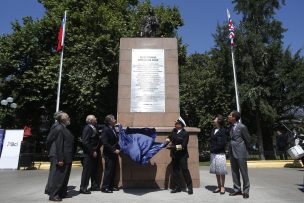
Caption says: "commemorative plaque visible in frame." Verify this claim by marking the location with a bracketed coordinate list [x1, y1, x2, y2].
[131, 49, 165, 112]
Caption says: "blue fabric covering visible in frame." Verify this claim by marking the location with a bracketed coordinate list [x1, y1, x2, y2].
[118, 125, 167, 165]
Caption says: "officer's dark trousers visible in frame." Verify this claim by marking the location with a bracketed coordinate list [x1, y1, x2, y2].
[172, 156, 193, 189]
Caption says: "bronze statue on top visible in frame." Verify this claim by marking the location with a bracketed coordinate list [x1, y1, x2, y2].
[140, 8, 159, 37]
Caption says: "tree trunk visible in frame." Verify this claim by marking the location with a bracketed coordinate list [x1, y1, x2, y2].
[256, 111, 265, 160]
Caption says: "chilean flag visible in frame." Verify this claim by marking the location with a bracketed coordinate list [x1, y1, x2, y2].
[56, 11, 67, 52]
[227, 9, 235, 46]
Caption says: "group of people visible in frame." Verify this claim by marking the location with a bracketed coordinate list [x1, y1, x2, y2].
[209, 111, 250, 199]
[79, 114, 121, 194]
[44, 113, 120, 201]
[43, 110, 250, 201]
[44, 112, 193, 201]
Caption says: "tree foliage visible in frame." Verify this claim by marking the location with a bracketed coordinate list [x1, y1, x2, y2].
[180, 0, 304, 158]
[180, 52, 232, 150]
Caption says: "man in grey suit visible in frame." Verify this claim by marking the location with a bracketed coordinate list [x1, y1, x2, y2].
[228, 111, 250, 199]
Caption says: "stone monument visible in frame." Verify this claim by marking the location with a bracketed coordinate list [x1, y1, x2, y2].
[112, 37, 200, 189]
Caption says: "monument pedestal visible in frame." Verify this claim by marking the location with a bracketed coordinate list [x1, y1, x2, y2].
[108, 38, 200, 188]
[110, 127, 200, 188]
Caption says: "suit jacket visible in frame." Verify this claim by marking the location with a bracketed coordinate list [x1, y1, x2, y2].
[47, 123, 74, 164]
[46, 122, 60, 151]
[229, 122, 250, 159]
[101, 124, 119, 156]
[168, 128, 189, 158]
[82, 124, 100, 157]
[209, 127, 227, 154]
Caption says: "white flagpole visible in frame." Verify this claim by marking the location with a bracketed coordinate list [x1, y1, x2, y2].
[56, 11, 67, 112]
[227, 9, 241, 119]
[231, 47, 241, 113]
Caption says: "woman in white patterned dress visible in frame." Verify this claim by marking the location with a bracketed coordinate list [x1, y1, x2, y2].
[209, 115, 227, 194]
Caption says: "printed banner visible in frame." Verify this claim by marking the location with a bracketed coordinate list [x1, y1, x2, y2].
[0, 130, 24, 169]
[0, 129, 4, 157]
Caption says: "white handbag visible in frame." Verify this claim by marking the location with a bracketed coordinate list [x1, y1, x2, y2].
[287, 145, 304, 159]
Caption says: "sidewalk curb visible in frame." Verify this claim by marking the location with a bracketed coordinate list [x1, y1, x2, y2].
[33, 160, 304, 170]
[226, 160, 303, 168]
[33, 161, 82, 170]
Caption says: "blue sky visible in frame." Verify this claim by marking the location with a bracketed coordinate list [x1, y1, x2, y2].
[0, 0, 303, 55]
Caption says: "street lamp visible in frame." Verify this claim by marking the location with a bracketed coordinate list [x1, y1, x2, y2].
[1, 97, 17, 109]
[0, 97, 17, 129]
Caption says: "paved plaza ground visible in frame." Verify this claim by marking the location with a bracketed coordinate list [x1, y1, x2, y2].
[0, 166, 303, 203]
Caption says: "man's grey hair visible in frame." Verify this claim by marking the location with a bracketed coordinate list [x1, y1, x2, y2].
[104, 114, 115, 125]
[54, 111, 70, 126]
[54, 111, 64, 123]
[86, 115, 96, 124]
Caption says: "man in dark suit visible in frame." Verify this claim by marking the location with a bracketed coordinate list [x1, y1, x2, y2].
[45, 112, 62, 195]
[101, 115, 120, 193]
[46, 112, 74, 202]
[166, 117, 193, 195]
[80, 115, 101, 194]
[228, 111, 250, 199]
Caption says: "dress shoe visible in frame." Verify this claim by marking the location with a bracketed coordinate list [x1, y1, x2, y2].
[101, 188, 113, 193]
[79, 189, 91, 194]
[89, 187, 100, 191]
[111, 187, 119, 191]
[49, 196, 62, 202]
[188, 188, 193, 195]
[229, 191, 242, 196]
[243, 193, 249, 199]
[213, 188, 220, 193]
[61, 194, 72, 199]
[170, 188, 182, 193]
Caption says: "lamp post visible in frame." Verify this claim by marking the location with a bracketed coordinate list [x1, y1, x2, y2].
[1, 97, 17, 109]
[1, 97, 17, 128]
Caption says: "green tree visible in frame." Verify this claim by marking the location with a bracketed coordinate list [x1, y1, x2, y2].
[180, 0, 304, 159]
[180, 52, 232, 150]
[232, 0, 296, 159]
[216, 0, 303, 159]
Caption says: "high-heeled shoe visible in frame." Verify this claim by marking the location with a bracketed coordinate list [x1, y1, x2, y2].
[213, 188, 220, 193]
[220, 187, 225, 194]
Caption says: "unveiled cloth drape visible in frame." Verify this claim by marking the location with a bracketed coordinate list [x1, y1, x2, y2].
[118, 125, 167, 165]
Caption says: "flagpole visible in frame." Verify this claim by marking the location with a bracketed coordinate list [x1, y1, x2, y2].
[231, 46, 241, 114]
[227, 9, 241, 121]
[56, 10, 67, 112]
[56, 46, 64, 112]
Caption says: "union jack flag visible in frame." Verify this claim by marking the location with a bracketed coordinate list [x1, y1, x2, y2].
[227, 9, 235, 46]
